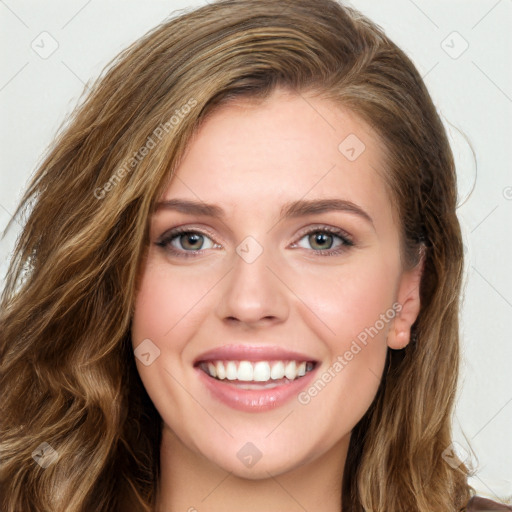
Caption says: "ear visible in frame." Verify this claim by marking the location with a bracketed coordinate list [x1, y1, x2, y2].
[387, 250, 425, 350]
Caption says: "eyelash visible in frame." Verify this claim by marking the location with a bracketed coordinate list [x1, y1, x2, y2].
[156, 225, 354, 259]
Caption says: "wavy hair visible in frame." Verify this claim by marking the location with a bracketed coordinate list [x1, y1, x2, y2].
[0, 0, 476, 510]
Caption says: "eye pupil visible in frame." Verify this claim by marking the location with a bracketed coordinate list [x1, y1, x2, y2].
[310, 232, 333, 250]
[181, 233, 202, 250]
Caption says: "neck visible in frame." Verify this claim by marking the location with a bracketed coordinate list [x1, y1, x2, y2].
[155, 423, 349, 512]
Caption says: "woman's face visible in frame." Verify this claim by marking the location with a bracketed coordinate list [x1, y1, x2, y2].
[131, 88, 421, 478]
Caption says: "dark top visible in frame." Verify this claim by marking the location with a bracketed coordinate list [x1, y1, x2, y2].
[466, 496, 512, 511]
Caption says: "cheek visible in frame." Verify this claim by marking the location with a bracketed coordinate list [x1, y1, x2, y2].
[131, 258, 213, 346]
[290, 253, 399, 411]
[130, 258, 219, 421]
[293, 254, 399, 345]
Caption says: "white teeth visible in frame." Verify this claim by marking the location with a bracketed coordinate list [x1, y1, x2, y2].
[226, 361, 237, 380]
[216, 361, 226, 380]
[201, 360, 314, 383]
[253, 361, 271, 382]
[237, 361, 253, 381]
[207, 362, 217, 378]
[284, 361, 297, 379]
[270, 361, 285, 379]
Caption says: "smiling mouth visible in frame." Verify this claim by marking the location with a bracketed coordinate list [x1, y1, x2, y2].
[196, 359, 316, 389]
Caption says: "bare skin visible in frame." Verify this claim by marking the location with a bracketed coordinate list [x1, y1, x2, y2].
[131, 88, 423, 512]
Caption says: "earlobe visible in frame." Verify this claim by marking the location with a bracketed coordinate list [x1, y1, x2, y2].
[387, 251, 425, 350]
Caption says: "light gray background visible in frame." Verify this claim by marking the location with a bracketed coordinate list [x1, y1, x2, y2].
[1, 0, 511, 503]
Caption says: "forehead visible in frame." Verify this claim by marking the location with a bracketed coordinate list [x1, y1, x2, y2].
[159, 90, 392, 229]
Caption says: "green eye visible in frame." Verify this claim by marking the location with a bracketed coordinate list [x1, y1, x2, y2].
[294, 227, 353, 255]
[156, 228, 218, 258]
[157, 225, 354, 259]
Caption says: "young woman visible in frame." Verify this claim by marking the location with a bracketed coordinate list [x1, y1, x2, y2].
[0, 0, 510, 510]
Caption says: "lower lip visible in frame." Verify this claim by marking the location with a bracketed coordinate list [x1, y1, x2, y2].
[196, 365, 318, 412]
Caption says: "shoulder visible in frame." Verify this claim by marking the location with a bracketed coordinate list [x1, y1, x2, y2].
[466, 496, 512, 511]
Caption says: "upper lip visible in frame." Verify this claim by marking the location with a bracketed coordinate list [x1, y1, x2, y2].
[193, 344, 318, 365]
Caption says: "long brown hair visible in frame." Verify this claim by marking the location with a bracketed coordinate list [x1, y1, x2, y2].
[0, 0, 476, 510]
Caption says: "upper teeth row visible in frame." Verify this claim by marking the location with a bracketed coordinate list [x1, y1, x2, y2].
[203, 360, 313, 382]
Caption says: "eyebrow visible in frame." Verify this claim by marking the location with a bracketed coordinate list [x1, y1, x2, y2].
[154, 198, 374, 227]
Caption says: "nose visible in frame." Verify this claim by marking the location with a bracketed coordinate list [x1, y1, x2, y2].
[214, 245, 290, 329]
